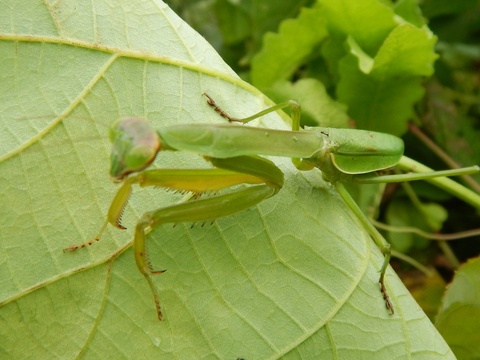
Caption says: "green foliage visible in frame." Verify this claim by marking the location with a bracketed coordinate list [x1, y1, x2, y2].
[436, 257, 480, 359]
[386, 198, 447, 252]
[338, 25, 437, 134]
[1, 0, 479, 358]
[166, 0, 314, 73]
[264, 79, 349, 128]
[251, 0, 438, 136]
[251, 6, 328, 89]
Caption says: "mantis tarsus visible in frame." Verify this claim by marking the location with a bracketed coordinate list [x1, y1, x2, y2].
[65, 93, 480, 320]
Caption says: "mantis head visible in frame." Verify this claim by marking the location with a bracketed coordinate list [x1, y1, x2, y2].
[109, 117, 161, 182]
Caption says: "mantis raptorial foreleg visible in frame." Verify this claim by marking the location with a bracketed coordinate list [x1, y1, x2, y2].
[63, 167, 269, 251]
[66, 155, 283, 320]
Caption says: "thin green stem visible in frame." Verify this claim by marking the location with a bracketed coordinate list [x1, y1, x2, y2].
[390, 250, 434, 277]
[408, 122, 480, 192]
[400, 180, 423, 210]
[437, 241, 461, 269]
[400, 181, 461, 271]
[355, 166, 480, 184]
[371, 219, 480, 241]
[397, 156, 480, 210]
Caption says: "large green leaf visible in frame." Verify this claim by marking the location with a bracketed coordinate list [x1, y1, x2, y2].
[0, 1, 454, 358]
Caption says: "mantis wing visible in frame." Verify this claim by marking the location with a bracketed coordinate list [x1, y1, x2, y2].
[325, 127, 404, 174]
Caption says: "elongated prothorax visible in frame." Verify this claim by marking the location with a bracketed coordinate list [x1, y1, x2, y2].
[158, 124, 404, 175]
[158, 124, 328, 159]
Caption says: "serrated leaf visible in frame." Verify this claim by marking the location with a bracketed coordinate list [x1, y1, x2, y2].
[317, 1, 438, 136]
[214, 0, 312, 46]
[372, 24, 438, 78]
[318, 0, 397, 55]
[438, 257, 480, 312]
[251, 6, 327, 89]
[337, 24, 438, 135]
[346, 35, 375, 73]
[337, 53, 425, 135]
[0, 1, 454, 358]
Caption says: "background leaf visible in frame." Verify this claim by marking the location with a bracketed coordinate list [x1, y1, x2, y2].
[436, 257, 480, 360]
[0, 1, 455, 359]
[336, 21, 438, 135]
[251, 5, 328, 89]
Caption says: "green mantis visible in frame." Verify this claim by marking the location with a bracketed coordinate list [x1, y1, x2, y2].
[65, 93, 480, 320]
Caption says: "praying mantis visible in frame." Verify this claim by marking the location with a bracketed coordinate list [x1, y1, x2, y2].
[65, 93, 480, 320]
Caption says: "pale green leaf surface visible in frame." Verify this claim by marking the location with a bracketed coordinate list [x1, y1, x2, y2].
[0, 1, 454, 359]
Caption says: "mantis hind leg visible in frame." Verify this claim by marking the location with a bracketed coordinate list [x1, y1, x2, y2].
[134, 184, 276, 320]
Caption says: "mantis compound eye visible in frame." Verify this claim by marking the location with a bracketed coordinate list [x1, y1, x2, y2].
[109, 117, 161, 181]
